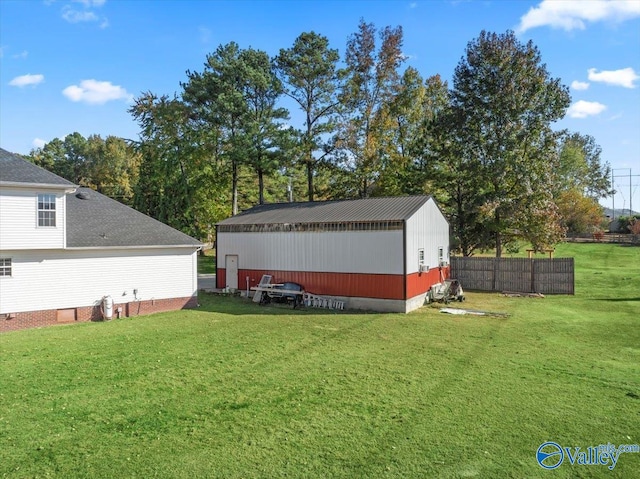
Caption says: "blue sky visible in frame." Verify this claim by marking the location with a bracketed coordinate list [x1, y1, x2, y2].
[1, 0, 639, 211]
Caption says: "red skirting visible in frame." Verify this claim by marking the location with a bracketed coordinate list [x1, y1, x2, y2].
[217, 267, 450, 300]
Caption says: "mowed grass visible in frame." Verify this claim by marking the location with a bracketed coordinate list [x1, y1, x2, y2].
[1, 244, 638, 478]
[197, 249, 216, 275]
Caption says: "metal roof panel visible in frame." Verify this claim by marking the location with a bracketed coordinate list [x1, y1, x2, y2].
[217, 196, 432, 225]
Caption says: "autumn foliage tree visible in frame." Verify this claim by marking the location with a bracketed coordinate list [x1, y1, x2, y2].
[337, 20, 405, 198]
[448, 30, 571, 256]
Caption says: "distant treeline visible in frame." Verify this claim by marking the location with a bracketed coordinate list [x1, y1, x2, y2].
[28, 23, 612, 257]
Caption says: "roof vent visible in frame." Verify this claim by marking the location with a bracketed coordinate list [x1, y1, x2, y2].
[76, 192, 90, 200]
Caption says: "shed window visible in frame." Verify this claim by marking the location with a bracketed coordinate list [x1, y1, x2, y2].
[418, 249, 425, 265]
[0, 258, 11, 277]
[37, 194, 56, 227]
[438, 246, 444, 264]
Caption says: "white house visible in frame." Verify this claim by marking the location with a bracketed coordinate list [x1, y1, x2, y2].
[0, 148, 202, 332]
[216, 195, 450, 313]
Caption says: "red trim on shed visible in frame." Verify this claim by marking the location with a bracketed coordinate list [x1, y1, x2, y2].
[216, 268, 227, 289]
[405, 266, 450, 298]
[219, 269, 404, 300]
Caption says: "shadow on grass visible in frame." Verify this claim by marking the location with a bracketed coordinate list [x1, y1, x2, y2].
[195, 291, 375, 317]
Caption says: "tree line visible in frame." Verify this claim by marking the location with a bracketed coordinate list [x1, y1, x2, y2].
[27, 22, 612, 256]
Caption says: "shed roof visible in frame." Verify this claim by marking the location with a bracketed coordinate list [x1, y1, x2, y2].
[217, 195, 432, 225]
[66, 187, 202, 248]
[0, 148, 76, 187]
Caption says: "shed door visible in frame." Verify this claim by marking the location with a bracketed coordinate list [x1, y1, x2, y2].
[225, 255, 238, 290]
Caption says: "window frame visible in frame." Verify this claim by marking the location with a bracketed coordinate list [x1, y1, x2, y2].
[37, 193, 57, 227]
[0, 258, 12, 277]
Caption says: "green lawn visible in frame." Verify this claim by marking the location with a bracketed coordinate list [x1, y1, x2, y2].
[1, 243, 638, 478]
[197, 249, 216, 275]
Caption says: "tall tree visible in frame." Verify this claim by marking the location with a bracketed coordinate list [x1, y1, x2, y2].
[275, 32, 341, 201]
[182, 42, 248, 215]
[84, 135, 141, 205]
[29, 133, 140, 206]
[338, 20, 405, 198]
[239, 48, 291, 205]
[556, 132, 612, 199]
[30, 132, 90, 185]
[449, 30, 571, 256]
[129, 93, 203, 236]
[552, 132, 612, 235]
[376, 71, 451, 197]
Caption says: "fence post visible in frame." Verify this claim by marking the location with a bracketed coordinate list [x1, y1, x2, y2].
[531, 259, 535, 293]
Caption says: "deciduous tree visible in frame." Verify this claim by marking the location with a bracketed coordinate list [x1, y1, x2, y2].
[337, 20, 405, 198]
[449, 30, 571, 256]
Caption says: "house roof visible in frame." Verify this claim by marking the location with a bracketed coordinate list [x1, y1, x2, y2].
[66, 187, 202, 248]
[0, 148, 76, 188]
[217, 195, 432, 225]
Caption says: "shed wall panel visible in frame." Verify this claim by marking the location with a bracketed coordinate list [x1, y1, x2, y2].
[0, 248, 198, 314]
[405, 198, 449, 274]
[217, 230, 403, 274]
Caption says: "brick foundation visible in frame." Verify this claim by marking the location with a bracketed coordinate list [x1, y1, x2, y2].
[1, 295, 198, 333]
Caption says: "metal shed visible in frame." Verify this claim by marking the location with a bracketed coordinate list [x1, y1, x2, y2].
[216, 195, 450, 313]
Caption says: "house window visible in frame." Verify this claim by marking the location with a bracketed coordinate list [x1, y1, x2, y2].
[0, 258, 11, 277]
[37, 194, 56, 227]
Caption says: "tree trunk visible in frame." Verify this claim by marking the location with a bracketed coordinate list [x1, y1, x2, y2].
[307, 158, 314, 202]
[231, 159, 238, 216]
[258, 168, 265, 205]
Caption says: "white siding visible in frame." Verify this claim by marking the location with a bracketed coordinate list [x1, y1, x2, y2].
[218, 230, 404, 274]
[405, 198, 449, 274]
[0, 248, 198, 314]
[0, 187, 66, 250]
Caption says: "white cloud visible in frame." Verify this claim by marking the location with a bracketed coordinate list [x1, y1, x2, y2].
[62, 79, 133, 104]
[62, 6, 98, 23]
[74, 0, 106, 6]
[517, 0, 640, 33]
[12, 50, 29, 59]
[9, 74, 45, 87]
[571, 80, 590, 90]
[32, 138, 47, 149]
[567, 100, 607, 118]
[587, 67, 639, 88]
[61, 1, 108, 26]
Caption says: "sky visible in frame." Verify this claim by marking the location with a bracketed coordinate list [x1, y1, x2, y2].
[1, 0, 639, 212]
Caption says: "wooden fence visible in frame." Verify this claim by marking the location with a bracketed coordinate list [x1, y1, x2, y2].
[450, 257, 574, 295]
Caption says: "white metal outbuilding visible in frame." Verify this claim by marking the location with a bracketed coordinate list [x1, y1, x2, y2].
[216, 195, 449, 313]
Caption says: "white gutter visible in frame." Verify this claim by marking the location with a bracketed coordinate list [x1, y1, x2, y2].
[0, 181, 77, 193]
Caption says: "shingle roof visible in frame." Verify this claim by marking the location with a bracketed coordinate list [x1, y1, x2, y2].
[0, 148, 76, 187]
[217, 195, 432, 225]
[0, 149, 200, 248]
[66, 188, 202, 248]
